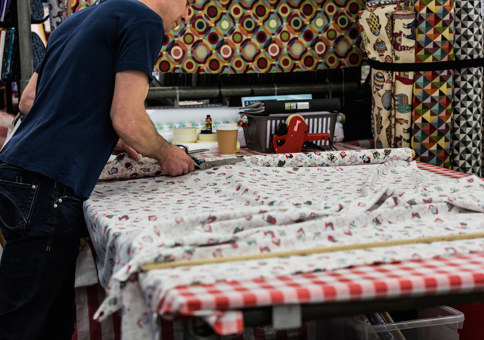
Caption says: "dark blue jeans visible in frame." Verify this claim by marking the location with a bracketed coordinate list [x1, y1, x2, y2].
[0, 161, 86, 339]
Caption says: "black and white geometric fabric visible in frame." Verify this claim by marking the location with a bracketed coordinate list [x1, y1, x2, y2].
[452, 0, 483, 176]
[454, 0, 483, 59]
[453, 67, 483, 176]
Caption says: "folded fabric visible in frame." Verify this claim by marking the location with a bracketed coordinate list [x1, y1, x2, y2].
[31, 32, 46, 70]
[30, 0, 45, 22]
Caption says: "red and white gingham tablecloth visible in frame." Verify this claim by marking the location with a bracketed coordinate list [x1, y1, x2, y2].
[161, 254, 484, 334]
[156, 143, 484, 335]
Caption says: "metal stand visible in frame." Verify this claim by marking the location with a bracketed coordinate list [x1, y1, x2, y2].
[242, 291, 484, 328]
[16, 0, 33, 97]
[147, 82, 359, 101]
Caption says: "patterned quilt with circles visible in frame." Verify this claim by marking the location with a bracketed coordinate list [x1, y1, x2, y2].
[156, 0, 365, 73]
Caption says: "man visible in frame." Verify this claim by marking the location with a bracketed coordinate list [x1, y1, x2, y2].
[0, 0, 195, 338]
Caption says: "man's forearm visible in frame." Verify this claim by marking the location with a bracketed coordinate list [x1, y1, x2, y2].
[112, 108, 170, 161]
[18, 94, 34, 114]
[18, 73, 38, 114]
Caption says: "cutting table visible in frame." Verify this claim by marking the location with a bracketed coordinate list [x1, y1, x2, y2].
[77, 143, 484, 340]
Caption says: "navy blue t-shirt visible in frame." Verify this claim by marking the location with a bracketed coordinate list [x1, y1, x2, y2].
[0, 0, 164, 198]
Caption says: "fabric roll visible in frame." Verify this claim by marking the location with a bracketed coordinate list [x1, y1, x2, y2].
[411, 0, 454, 169]
[359, 4, 397, 148]
[391, 10, 415, 148]
[452, 0, 483, 176]
[99, 148, 414, 181]
[49, 0, 67, 32]
[453, 67, 483, 176]
[31, 32, 46, 70]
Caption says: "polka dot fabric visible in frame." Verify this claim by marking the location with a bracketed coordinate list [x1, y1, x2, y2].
[156, 0, 365, 74]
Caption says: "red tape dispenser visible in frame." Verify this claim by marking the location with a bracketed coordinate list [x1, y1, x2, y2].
[272, 114, 330, 154]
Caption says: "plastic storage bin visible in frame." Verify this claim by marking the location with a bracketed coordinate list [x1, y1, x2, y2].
[243, 112, 338, 153]
[339, 306, 464, 340]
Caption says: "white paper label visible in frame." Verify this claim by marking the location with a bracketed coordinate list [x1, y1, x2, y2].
[297, 102, 310, 110]
[272, 304, 302, 329]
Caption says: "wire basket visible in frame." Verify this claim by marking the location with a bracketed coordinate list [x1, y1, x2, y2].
[243, 112, 338, 153]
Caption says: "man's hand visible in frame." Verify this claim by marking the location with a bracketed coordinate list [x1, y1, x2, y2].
[110, 70, 194, 177]
[112, 139, 140, 161]
[158, 144, 195, 176]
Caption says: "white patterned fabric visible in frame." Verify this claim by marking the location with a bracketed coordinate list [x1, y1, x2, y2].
[86, 150, 484, 339]
[99, 148, 413, 181]
[48, 0, 67, 32]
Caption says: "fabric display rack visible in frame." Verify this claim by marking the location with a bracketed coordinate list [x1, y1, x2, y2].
[9, 0, 484, 339]
[360, 0, 484, 177]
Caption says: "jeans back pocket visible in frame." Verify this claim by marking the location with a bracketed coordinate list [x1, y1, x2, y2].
[0, 177, 40, 231]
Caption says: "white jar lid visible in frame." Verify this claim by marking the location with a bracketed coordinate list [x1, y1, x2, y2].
[216, 124, 238, 131]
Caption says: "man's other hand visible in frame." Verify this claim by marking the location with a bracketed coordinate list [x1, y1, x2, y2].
[158, 144, 195, 176]
[112, 139, 140, 161]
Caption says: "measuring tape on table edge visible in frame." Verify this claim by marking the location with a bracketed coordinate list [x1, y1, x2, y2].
[141, 231, 484, 271]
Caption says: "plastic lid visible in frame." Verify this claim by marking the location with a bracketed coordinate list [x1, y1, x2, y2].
[216, 123, 238, 130]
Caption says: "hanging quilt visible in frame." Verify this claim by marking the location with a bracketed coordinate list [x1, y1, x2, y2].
[452, 0, 483, 176]
[155, 0, 365, 74]
[411, 0, 455, 169]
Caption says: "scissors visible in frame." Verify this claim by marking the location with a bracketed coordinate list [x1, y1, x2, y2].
[177, 145, 245, 170]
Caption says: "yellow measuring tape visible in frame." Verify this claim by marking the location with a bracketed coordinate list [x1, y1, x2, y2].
[142, 232, 484, 272]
